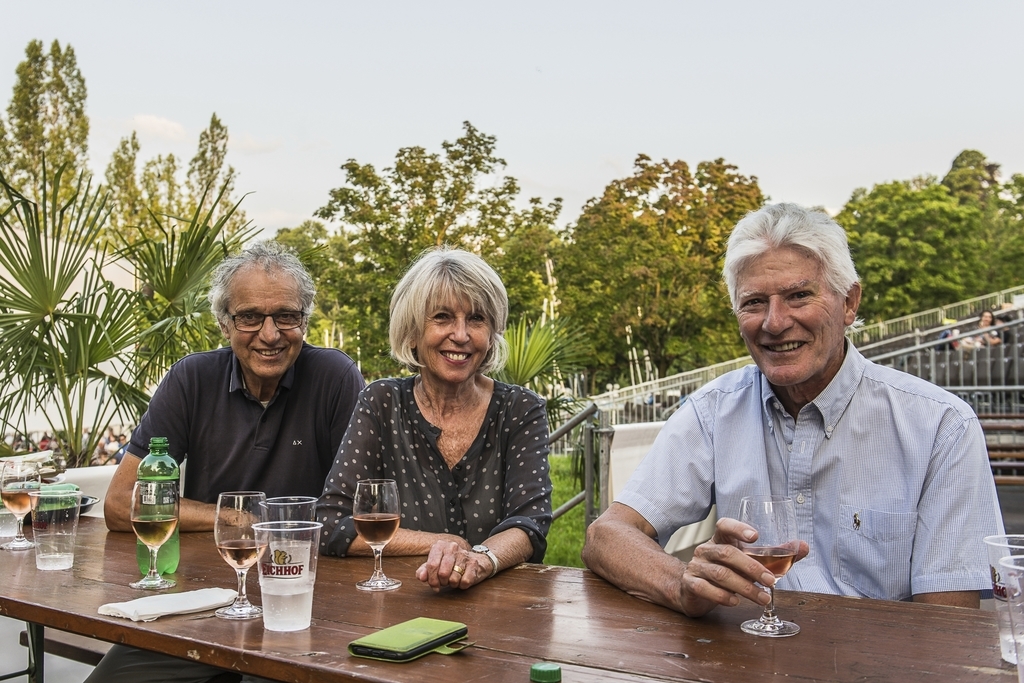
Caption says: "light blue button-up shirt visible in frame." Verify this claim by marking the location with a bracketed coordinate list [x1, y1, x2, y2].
[618, 344, 1003, 600]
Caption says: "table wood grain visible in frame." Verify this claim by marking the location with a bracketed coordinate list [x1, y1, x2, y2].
[0, 517, 1013, 682]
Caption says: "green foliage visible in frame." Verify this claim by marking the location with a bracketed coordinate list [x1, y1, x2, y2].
[115, 184, 257, 387]
[103, 114, 248, 244]
[495, 316, 588, 423]
[557, 155, 761, 390]
[0, 40, 89, 204]
[838, 176, 987, 322]
[0, 163, 147, 466]
[997, 172, 1024, 287]
[307, 121, 561, 378]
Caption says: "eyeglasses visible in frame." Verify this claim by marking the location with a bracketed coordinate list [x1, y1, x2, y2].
[230, 311, 306, 332]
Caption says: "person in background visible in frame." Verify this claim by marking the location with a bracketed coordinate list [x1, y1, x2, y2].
[112, 434, 129, 464]
[318, 247, 552, 590]
[961, 309, 1002, 349]
[582, 202, 1002, 618]
[88, 240, 364, 683]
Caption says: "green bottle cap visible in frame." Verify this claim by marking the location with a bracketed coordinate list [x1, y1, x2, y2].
[530, 662, 561, 682]
[149, 436, 169, 450]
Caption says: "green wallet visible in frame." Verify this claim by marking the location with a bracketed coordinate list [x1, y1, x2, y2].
[348, 617, 471, 662]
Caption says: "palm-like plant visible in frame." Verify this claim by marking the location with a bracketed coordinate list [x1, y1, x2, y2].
[116, 184, 256, 387]
[0, 164, 148, 465]
[495, 316, 588, 425]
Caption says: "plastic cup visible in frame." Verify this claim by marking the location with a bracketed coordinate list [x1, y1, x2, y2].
[985, 535, 1024, 664]
[262, 496, 317, 523]
[28, 490, 83, 570]
[253, 521, 322, 632]
[1002, 556, 1024, 682]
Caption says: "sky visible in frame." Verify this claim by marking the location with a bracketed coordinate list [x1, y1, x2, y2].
[3, 1, 1023, 236]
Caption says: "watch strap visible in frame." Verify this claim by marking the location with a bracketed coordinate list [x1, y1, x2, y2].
[472, 545, 499, 578]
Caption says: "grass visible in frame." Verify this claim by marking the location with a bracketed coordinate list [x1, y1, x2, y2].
[544, 454, 586, 567]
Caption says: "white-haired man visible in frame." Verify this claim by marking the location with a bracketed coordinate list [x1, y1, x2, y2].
[583, 202, 1002, 617]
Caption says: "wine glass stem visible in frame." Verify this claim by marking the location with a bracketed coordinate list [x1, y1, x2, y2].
[14, 515, 26, 542]
[235, 568, 250, 605]
[371, 545, 385, 579]
[148, 547, 161, 579]
[762, 585, 779, 622]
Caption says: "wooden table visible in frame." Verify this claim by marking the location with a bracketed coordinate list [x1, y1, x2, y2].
[0, 517, 1013, 682]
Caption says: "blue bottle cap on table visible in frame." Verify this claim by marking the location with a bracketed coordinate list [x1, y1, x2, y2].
[530, 662, 562, 682]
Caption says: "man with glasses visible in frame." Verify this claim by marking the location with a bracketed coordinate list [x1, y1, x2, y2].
[92, 240, 363, 683]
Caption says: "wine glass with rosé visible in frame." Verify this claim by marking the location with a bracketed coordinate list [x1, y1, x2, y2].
[130, 479, 179, 590]
[214, 492, 268, 619]
[353, 479, 402, 591]
[738, 495, 802, 637]
[0, 461, 41, 550]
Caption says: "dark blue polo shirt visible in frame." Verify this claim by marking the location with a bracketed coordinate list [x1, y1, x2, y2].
[127, 343, 363, 502]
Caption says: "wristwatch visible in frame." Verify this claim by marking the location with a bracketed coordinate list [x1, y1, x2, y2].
[471, 544, 499, 578]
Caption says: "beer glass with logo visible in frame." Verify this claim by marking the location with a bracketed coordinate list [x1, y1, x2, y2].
[253, 520, 322, 631]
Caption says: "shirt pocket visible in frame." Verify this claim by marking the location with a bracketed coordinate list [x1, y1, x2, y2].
[838, 504, 917, 601]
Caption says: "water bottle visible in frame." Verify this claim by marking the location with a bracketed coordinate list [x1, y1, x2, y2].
[135, 436, 180, 574]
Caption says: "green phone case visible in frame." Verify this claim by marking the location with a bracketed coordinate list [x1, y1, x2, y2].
[348, 617, 471, 662]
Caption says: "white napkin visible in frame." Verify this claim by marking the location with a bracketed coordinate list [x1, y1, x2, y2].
[99, 588, 237, 622]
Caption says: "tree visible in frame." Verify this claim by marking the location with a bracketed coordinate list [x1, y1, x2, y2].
[557, 155, 762, 390]
[186, 114, 246, 234]
[837, 177, 986, 322]
[942, 149, 1001, 208]
[312, 121, 561, 378]
[103, 114, 247, 244]
[0, 40, 89, 202]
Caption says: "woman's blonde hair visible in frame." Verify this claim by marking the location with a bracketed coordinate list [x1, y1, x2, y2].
[389, 247, 509, 374]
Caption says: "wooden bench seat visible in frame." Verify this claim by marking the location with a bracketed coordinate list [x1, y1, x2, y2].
[19, 628, 111, 666]
[18, 627, 240, 682]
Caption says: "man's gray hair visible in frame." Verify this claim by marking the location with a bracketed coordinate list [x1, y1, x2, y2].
[208, 240, 316, 324]
[389, 247, 509, 374]
[723, 203, 860, 309]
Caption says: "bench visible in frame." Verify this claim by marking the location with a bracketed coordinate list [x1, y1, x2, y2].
[18, 627, 111, 666]
[18, 627, 240, 682]
[989, 444, 1024, 485]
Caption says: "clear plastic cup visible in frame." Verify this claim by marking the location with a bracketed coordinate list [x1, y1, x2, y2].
[984, 535, 1024, 664]
[262, 496, 317, 523]
[28, 490, 83, 570]
[1001, 555, 1024, 682]
[253, 521, 322, 631]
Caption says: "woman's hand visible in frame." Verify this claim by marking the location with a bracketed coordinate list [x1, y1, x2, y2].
[415, 539, 493, 591]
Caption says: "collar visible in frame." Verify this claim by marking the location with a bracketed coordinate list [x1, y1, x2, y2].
[227, 344, 302, 400]
[759, 340, 866, 438]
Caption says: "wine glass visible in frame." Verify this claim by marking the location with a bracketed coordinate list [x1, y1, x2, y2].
[1, 461, 41, 550]
[130, 480, 179, 590]
[215, 491, 268, 619]
[738, 495, 801, 637]
[353, 479, 402, 591]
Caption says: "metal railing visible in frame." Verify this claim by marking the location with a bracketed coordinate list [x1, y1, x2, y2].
[851, 285, 1024, 347]
[870, 318, 1024, 414]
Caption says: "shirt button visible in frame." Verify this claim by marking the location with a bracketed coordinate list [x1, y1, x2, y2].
[796, 494, 805, 504]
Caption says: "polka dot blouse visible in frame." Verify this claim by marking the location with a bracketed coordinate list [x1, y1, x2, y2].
[318, 377, 553, 562]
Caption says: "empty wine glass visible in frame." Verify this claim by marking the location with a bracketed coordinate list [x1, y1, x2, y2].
[738, 495, 801, 637]
[353, 479, 402, 591]
[215, 491, 268, 619]
[130, 480, 179, 590]
[1, 461, 41, 550]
